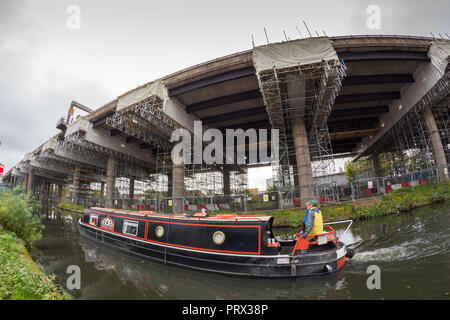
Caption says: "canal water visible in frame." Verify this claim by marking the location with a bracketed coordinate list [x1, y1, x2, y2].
[30, 202, 449, 300]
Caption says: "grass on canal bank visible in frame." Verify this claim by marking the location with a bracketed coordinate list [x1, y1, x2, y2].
[269, 181, 450, 227]
[0, 188, 68, 300]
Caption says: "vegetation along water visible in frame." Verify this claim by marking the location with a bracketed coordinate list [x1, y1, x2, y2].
[0, 188, 68, 300]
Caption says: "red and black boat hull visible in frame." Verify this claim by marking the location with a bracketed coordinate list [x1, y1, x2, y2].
[77, 208, 348, 278]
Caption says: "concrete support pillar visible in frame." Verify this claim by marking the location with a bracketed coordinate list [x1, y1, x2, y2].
[46, 182, 50, 200]
[43, 182, 47, 200]
[287, 76, 313, 203]
[172, 164, 184, 214]
[167, 170, 173, 198]
[48, 182, 52, 199]
[106, 155, 117, 207]
[293, 170, 300, 197]
[40, 181, 46, 200]
[100, 182, 105, 199]
[58, 185, 63, 200]
[423, 108, 449, 182]
[129, 178, 135, 206]
[223, 168, 231, 198]
[73, 168, 80, 204]
[371, 154, 383, 178]
[26, 169, 34, 196]
[291, 120, 314, 203]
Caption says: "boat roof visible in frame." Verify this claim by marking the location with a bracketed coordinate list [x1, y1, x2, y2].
[88, 207, 273, 222]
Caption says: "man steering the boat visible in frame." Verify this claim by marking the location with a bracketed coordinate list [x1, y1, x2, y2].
[298, 200, 323, 239]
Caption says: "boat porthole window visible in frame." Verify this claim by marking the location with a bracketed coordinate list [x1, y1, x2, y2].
[213, 231, 225, 245]
[155, 226, 164, 238]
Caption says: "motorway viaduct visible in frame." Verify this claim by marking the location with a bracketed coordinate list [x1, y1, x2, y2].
[3, 35, 449, 212]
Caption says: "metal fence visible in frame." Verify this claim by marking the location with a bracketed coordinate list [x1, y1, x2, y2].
[63, 167, 445, 213]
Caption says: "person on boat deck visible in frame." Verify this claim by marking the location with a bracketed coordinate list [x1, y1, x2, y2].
[299, 200, 324, 239]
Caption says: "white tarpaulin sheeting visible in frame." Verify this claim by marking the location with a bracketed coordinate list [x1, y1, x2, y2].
[429, 39, 450, 80]
[115, 78, 197, 132]
[252, 37, 338, 73]
[116, 80, 168, 111]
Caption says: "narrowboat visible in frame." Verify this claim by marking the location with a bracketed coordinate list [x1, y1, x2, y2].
[78, 208, 354, 278]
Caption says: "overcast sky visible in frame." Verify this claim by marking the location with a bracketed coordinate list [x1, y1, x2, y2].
[1, 0, 449, 188]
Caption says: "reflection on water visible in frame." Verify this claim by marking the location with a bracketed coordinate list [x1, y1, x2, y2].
[31, 202, 450, 299]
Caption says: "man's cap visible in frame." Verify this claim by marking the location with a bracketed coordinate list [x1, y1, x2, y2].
[307, 200, 318, 206]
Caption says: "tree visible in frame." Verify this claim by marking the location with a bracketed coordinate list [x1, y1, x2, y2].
[344, 161, 359, 184]
[266, 184, 279, 193]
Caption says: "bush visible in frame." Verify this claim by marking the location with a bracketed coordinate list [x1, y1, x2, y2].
[343, 181, 450, 221]
[0, 188, 43, 246]
[0, 227, 67, 300]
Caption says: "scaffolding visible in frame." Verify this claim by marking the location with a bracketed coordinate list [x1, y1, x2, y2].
[256, 56, 346, 206]
[50, 131, 156, 206]
[105, 95, 175, 151]
[153, 147, 249, 213]
[101, 92, 251, 212]
[365, 70, 450, 184]
[42, 124, 251, 210]
[432, 100, 450, 165]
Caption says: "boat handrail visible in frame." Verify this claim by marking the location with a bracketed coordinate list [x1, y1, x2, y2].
[324, 219, 353, 236]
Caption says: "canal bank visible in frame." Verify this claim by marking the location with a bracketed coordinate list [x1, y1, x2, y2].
[270, 181, 450, 227]
[0, 189, 68, 300]
[0, 227, 67, 300]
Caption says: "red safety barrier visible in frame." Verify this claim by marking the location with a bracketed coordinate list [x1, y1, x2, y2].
[318, 196, 330, 203]
[401, 182, 411, 188]
[365, 188, 378, 195]
[385, 185, 393, 193]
